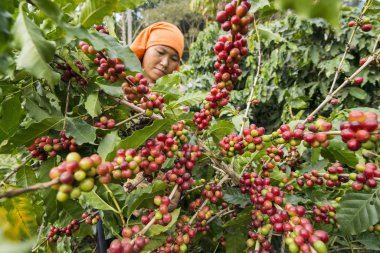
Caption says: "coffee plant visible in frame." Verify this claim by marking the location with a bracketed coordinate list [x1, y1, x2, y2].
[0, 0, 380, 253]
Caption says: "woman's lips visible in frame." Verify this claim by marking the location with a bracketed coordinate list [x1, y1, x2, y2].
[154, 68, 166, 76]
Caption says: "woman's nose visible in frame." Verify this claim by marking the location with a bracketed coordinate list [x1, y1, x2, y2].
[160, 56, 169, 68]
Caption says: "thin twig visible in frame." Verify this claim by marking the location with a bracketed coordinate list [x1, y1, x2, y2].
[240, 16, 262, 135]
[0, 179, 60, 199]
[1, 155, 32, 186]
[112, 97, 161, 120]
[63, 81, 71, 131]
[115, 112, 145, 127]
[328, 21, 360, 94]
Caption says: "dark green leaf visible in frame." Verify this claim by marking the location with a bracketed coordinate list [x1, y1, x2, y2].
[0, 94, 22, 141]
[12, 4, 60, 87]
[222, 187, 250, 207]
[326, 139, 358, 167]
[336, 186, 380, 235]
[65, 117, 97, 145]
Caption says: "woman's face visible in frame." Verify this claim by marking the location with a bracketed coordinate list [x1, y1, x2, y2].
[142, 45, 180, 83]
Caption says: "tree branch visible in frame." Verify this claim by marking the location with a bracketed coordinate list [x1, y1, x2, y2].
[0, 179, 60, 199]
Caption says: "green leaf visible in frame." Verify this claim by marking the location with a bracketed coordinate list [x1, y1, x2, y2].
[311, 147, 321, 165]
[336, 186, 380, 235]
[274, 0, 341, 30]
[24, 90, 62, 122]
[117, 119, 175, 150]
[11, 4, 60, 87]
[81, 190, 117, 212]
[326, 139, 358, 167]
[30, 0, 63, 23]
[1, 117, 63, 152]
[167, 91, 207, 110]
[251, 0, 271, 12]
[0, 94, 22, 141]
[79, 0, 118, 28]
[125, 180, 167, 217]
[65, 117, 97, 145]
[97, 81, 124, 97]
[207, 120, 235, 143]
[222, 187, 250, 207]
[356, 232, 380, 250]
[98, 131, 121, 161]
[257, 24, 284, 42]
[115, 0, 146, 12]
[225, 226, 248, 253]
[147, 208, 180, 236]
[347, 87, 368, 100]
[16, 167, 38, 188]
[85, 92, 102, 117]
[289, 97, 308, 109]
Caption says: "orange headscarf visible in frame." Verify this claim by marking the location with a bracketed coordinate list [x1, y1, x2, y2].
[130, 22, 184, 70]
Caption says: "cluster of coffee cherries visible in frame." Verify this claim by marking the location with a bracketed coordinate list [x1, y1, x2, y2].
[312, 203, 337, 224]
[48, 219, 80, 243]
[194, 0, 253, 131]
[79, 40, 127, 83]
[295, 166, 349, 189]
[340, 110, 379, 151]
[302, 119, 333, 148]
[242, 124, 265, 152]
[141, 195, 173, 225]
[351, 163, 380, 190]
[219, 133, 244, 156]
[195, 206, 213, 234]
[27, 131, 78, 160]
[94, 116, 116, 129]
[140, 92, 165, 117]
[122, 73, 150, 103]
[216, 0, 253, 35]
[270, 123, 305, 147]
[348, 17, 372, 32]
[155, 216, 197, 253]
[49, 152, 101, 201]
[219, 124, 266, 156]
[283, 203, 329, 253]
[163, 144, 201, 191]
[201, 182, 224, 204]
[82, 211, 100, 225]
[108, 225, 149, 253]
[56, 61, 87, 86]
[94, 54, 127, 83]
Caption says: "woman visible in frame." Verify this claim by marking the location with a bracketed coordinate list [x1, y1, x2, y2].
[130, 22, 185, 83]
